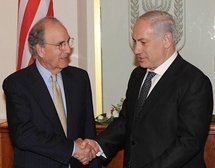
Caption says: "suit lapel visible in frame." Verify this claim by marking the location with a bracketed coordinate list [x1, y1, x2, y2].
[61, 68, 76, 138]
[129, 67, 147, 109]
[28, 63, 65, 134]
[139, 55, 184, 117]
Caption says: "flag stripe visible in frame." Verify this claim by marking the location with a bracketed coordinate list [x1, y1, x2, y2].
[17, 0, 41, 70]
[17, 0, 28, 37]
[47, 0, 54, 16]
[17, 0, 54, 70]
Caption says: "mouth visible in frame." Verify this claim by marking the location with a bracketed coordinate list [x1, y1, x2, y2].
[59, 54, 71, 60]
[60, 56, 68, 59]
[137, 57, 146, 61]
[59, 55, 70, 63]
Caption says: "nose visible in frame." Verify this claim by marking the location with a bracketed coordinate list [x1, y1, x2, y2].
[64, 44, 72, 54]
[133, 42, 142, 55]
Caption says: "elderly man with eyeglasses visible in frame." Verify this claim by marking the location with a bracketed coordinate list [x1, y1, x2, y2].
[3, 16, 101, 168]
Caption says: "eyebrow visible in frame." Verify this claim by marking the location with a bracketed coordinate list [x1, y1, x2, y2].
[58, 37, 70, 44]
[132, 37, 147, 41]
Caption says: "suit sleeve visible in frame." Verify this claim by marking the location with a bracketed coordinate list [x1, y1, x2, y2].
[83, 72, 97, 138]
[96, 68, 140, 159]
[96, 101, 127, 159]
[82, 71, 102, 168]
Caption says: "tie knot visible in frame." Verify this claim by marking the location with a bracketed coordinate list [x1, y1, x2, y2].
[51, 74, 57, 82]
[146, 71, 156, 80]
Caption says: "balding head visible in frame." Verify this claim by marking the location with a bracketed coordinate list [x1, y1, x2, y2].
[138, 10, 177, 45]
[28, 17, 65, 57]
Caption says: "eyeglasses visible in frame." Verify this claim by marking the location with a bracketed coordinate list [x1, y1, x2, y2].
[44, 37, 74, 50]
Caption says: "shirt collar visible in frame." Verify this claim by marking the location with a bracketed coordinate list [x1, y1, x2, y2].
[148, 51, 177, 76]
[36, 59, 62, 82]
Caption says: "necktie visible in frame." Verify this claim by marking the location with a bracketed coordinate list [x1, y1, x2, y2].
[51, 74, 67, 135]
[135, 71, 156, 113]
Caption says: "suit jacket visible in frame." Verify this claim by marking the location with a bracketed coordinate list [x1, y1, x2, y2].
[3, 62, 100, 168]
[97, 54, 213, 168]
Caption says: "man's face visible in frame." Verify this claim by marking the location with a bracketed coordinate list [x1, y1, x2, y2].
[37, 22, 72, 74]
[132, 19, 167, 69]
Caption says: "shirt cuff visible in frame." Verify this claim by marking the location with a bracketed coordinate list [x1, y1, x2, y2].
[72, 141, 76, 156]
[96, 142, 106, 158]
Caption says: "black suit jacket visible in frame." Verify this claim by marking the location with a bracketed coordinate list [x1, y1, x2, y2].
[97, 55, 213, 168]
[3, 62, 100, 168]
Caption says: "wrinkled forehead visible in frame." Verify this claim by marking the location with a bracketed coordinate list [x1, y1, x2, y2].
[133, 19, 154, 35]
[44, 22, 69, 40]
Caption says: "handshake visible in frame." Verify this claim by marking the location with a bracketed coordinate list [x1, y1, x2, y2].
[73, 138, 101, 165]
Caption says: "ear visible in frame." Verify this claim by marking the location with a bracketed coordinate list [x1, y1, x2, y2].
[163, 32, 173, 49]
[35, 44, 45, 58]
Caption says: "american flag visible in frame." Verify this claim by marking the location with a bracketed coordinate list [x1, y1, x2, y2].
[17, 0, 54, 70]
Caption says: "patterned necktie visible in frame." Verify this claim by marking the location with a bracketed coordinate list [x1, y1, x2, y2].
[135, 71, 156, 113]
[51, 74, 67, 135]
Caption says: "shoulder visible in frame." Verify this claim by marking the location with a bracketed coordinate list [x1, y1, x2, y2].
[61, 66, 90, 84]
[130, 66, 146, 79]
[172, 55, 209, 80]
[2, 65, 35, 93]
[3, 65, 33, 84]
[126, 66, 146, 88]
[174, 55, 212, 90]
[181, 57, 209, 81]
[62, 66, 88, 76]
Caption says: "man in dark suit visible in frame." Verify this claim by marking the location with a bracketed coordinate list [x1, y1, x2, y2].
[3, 17, 100, 168]
[78, 10, 214, 168]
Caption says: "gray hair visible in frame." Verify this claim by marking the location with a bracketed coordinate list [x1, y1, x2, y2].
[139, 10, 177, 44]
[28, 16, 62, 57]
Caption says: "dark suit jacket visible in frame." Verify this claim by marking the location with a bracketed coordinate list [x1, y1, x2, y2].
[97, 55, 213, 168]
[3, 62, 100, 168]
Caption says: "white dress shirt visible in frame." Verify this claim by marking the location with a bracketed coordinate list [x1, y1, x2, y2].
[141, 51, 177, 97]
[36, 60, 67, 114]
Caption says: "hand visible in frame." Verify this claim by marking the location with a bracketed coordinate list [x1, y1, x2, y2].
[84, 139, 100, 155]
[73, 138, 97, 165]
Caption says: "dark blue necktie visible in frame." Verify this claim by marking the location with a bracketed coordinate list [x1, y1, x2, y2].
[135, 71, 156, 113]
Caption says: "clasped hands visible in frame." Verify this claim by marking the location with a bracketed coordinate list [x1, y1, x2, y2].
[73, 138, 100, 165]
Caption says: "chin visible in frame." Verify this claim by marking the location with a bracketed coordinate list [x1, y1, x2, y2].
[60, 60, 70, 66]
[63, 64, 70, 68]
[139, 62, 148, 68]
[59, 62, 70, 69]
